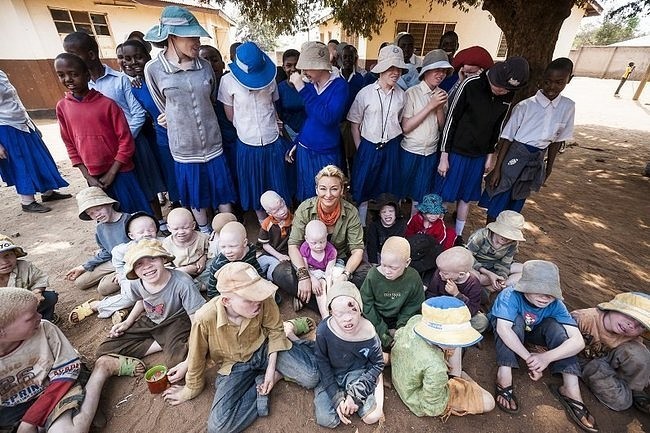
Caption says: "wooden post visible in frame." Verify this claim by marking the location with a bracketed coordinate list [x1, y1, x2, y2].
[633, 63, 650, 101]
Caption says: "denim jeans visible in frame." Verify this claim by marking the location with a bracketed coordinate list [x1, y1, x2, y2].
[313, 369, 377, 428]
[207, 340, 319, 433]
[257, 254, 281, 280]
[493, 316, 581, 376]
[38, 290, 58, 321]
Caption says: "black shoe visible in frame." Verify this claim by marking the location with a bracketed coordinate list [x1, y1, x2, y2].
[22, 202, 51, 213]
[454, 235, 465, 247]
[41, 191, 72, 202]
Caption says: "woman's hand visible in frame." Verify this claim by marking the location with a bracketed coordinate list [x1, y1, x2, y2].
[297, 277, 312, 304]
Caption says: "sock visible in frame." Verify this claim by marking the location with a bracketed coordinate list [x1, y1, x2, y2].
[198, 224, 212, 234]
[455, 219, 466, 236]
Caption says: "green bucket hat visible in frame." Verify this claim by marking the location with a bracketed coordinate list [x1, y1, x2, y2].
[144, 6, 210, 44]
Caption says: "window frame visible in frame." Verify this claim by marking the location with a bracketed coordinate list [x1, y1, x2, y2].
[395, 21, 457, 56]
[49, 7, 112, 38]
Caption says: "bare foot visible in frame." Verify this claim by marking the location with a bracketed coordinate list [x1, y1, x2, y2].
[283, 321, 299, 342]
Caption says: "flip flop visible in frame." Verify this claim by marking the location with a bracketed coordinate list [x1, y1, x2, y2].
[548, 383, 598, 432]
[105, 354, 146, 377]
[68, 299, 96, 324]
[495, 384, 520, 414]
[287, 317, 316, 336]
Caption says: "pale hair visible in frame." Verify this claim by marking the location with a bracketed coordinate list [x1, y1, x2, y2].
[211, 212, 237, 233]
[220, 221, 247, 242]
[0, 288, 38, 328]
[305, 219, 327, 241]
[315, 165, 347, 186]
[381, 236, 411, 260]
[260, 190, 284, 212]
[167, 207, 194, 226]
[436, 246, 474, 271]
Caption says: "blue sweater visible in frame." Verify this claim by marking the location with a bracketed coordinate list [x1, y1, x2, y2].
[276, 80, 306, 135]
[297, 77, 348, 153]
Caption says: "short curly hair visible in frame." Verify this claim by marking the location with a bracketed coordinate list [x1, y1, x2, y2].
[0, 288, 38, 329]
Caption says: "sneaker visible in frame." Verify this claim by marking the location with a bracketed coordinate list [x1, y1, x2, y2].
[21, 202, 51, 213]
[41, 191, 72, 202]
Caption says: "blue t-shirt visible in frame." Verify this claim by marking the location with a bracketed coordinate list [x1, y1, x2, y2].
[489, 287, 576, 332]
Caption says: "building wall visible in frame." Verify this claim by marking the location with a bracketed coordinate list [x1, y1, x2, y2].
[569, 46, 649, 79]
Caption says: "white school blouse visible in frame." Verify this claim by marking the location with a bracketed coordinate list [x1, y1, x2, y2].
[347, 82, 405, 144]
[400, 80, 448, 156]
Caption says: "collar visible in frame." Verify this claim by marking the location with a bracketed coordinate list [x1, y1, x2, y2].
[96, 64, 120, 81]
[534, 90, 561, 108]
[215, 298, 253, 331]
[268, 212, 294, 228]
[417, 79, 435, 95]
[373, 81, 395, 95]
[158, 49, 203, 74]
[314, 71, 338, 94]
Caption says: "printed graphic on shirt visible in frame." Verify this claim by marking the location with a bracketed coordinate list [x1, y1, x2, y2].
[1, 359, 80, 407]
[524, 311, 537, 332]
[359, 348, 370, 358]
[144, 300, 165, 320]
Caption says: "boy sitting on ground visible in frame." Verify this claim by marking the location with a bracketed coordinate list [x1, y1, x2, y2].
[0, 288, 145, 433]
[571, 292, 650, 414]
[161, 262, 319, 433]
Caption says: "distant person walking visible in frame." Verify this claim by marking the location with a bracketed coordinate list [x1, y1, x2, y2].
[614, 62, 635, 96]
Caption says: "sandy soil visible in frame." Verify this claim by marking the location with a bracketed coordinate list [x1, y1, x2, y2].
[1, 77, 648, 432]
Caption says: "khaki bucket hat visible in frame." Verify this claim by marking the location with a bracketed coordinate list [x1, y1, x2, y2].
[514, 260, 563, 300]
[487, 210, 526, 242]
[123, 239, 175, 280]
[216, 261, 277, 302]
[371, 45, 408, 74]
[598, 292, 650, 335]
[76, 187, 119, 221]
[0, 234, 27, 258]
[296, 41, 331, 71]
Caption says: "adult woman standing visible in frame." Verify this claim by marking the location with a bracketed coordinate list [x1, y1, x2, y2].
[273, 165, 369, 312]
[144, 6, 235, 233]
[287, 42, 349, 201]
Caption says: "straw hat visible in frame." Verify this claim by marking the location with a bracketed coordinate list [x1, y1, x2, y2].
[296, 41, 331, 71]
[144, 6, 210, 43]
[0, 234, 27, 258]
[487, 56, 530, 90]
[123, 239, 175, 280]
[414, 296, 482, 348]
[598, 292, 650, 334]
[327, 281, 363, 310]
[418, 49, 453, 79]
[216, 262, 277, 302]
[416, 194, 445, 215]
[514, 260, 563, 300]
[229, 41, 277, 90]
[452, 46, 494, 70]
[76, 187, 119, 221]
[371, 45, 408, 74]
[487, 210, 526, 242]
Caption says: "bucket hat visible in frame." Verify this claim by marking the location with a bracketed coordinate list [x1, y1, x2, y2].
[124, 239, 175, 280]
[229, 41, 277, 90]
[488, 56, 530, 90]
[124, 212, 160, 237]
[371, 45, 408, 74]
[144, 6, 210, 44]
[76, 187, 119, 221]
[514, 260, 563, 300]
[598, 292, 650, 334]
[416, 194, 445, 215]
[452, 46, 494, 71]
[487, 210, 526, 242]
[419, 49, 453, 79]
[414, 296, 482, 348]
[296, 41, 331, 71]
[327, 281, 363, 310]
[216, 261, 277, 302]
[0, 235, 27, 258]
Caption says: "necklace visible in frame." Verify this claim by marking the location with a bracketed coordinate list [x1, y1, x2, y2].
[376, 86, 394, 146]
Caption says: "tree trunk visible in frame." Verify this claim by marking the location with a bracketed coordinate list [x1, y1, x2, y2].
[482, 0, 576, 101]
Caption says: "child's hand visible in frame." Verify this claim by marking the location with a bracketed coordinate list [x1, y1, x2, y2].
[488, 170, 502, 189]
[437, 154, 449, 177]
[285, 145, 297, 163]
[428, 88, 448, 111]
[157, 113, 167, 128]
[131, 76, 143, 88]
[0, 143, 7, 159]
[336, 396, 359, 424]
[487, 273, 505, 291]
[257, 368, 276, 396]
[278, 254, 290, 262]
[109, 320, 131, 338]
[526, 353, 550, 374]
[444, 279, 460, 296]
[84, 175, 103, 189]
[98, 171, 117, 189]
[65, 265, 86, 281]
[484, 153, 495, 174]
[528, 368, 543, 381]
[289, 71, 304, 91]
[167, 360, 188, 384]
[31, 289, 45, 304]
[162, 385, 189, 406]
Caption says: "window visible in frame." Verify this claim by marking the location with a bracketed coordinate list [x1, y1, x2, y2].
[395, 21, 456, 56]
[496, 32, 508, 58]
[49, 8, 111, 37]
[343, 30, 359, 50]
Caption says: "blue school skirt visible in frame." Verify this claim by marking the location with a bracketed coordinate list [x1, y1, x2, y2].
[399, 148, 438, 202]
[174, 155, 236, 210]
[478, 190, 526, 218]
[0, 125, 68, 195]
[296, 143, 342, 202]
[145, 123, 179, 203]
[132, 132, 166, 201]
[236, 138, 292, 211]
[105, 170, 152, 214]
[437, 153, 486, 203]
[351, 136, 401, 203]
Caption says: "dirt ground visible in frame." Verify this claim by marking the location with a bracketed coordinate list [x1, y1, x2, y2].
[1, 77, 648, 432]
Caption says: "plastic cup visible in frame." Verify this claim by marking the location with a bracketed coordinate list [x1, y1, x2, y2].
[145, 365, 170, 394]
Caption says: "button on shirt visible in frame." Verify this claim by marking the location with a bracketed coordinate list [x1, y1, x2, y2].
[347, 82, 405, 144]
[90, 65, 146, 137]
[401, 80, 447, 155]
[218, 73, 280, 146]
[0, 70, 36, 132]
[500, 90, 575, 150]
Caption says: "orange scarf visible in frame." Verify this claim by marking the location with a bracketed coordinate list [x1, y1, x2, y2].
[317, 199, 341, 227]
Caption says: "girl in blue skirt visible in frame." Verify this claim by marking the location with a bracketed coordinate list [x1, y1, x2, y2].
[348, 45, 408, 224]
[0, 70, 71, 213]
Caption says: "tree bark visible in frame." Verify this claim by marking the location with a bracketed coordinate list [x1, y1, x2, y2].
[482, 0, 577, 100]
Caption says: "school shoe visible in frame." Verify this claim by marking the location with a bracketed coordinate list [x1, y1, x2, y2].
[41, 191, 73, 202]
[21, 202, 51, 213]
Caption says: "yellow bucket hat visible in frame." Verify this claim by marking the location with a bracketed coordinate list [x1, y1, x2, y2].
[598, 292, 650, 335]
[414, 296, 482, 348]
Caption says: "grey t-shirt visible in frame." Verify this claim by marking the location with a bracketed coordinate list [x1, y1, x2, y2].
[126, 269, 206, 324]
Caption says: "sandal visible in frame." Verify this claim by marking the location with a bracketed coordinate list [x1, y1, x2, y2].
[548, 383, 598, 432]
[105, 353, 146, 377]
[633, 393, 650, 415]
[495, 384, 520, 414]
[292, 296, 303, 312]
[68, 299, 96, 324]
[111, 309, 130, 326]
[287, 317, 316, 336]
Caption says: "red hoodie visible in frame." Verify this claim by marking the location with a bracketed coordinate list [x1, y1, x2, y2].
[56, 89, 135, 175]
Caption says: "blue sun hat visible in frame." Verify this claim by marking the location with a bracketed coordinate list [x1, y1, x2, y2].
[414, 296, 482, 348]
[229, 41, 277, 90]
[144, 6, 210, 44]
[416, 193, 446, 215]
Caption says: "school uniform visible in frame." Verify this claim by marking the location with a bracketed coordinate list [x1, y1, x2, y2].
[348, 82, 405, 203]
[218, 73, 290, 210]
[276, 80, 306, 140]
[480, 90, 575, 217]
[400, 80, 446, 201]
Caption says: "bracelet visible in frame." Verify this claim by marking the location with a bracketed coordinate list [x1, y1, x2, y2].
[296, 267, 310, 281]
[341, 270, 350, 279]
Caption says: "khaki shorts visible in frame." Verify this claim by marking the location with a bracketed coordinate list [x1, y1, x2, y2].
[446, 376, 488, 417]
